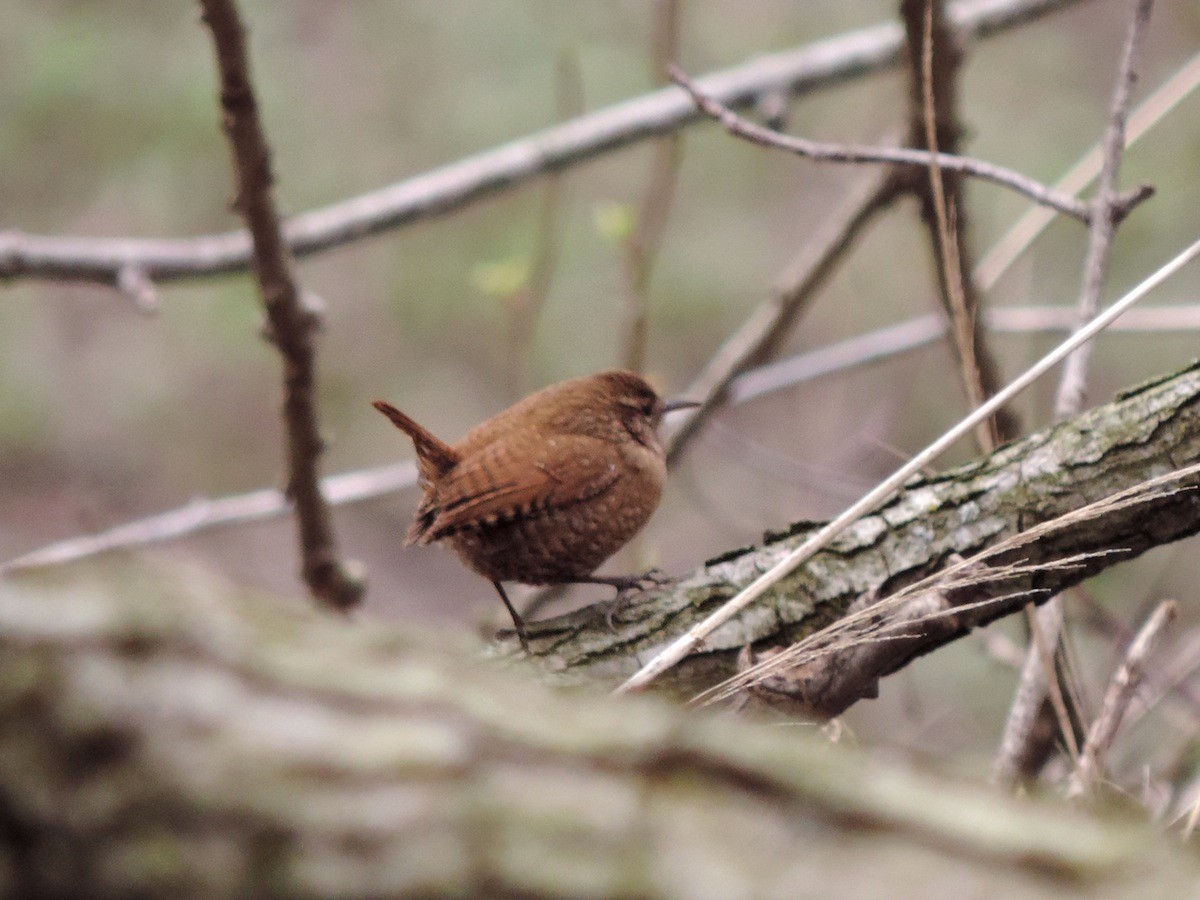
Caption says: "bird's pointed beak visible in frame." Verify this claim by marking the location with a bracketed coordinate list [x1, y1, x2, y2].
[663, 398, 702, 415]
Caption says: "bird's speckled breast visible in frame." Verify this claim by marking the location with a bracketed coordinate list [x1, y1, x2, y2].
[446, 438, 664, 584]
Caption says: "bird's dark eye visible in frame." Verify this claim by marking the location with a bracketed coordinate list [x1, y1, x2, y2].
[642, 400, 656, 417]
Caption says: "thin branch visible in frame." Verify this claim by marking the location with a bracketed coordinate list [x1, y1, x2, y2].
[1092, 617, 1200, 739]
[617, 237, 1200, 694]
[197, 0, 362, 611]
[994, 0, 1154, 786]
[0, 0, 1086, 289]
[906, 0, 1009, 448]
[116, 264, 159, 313]
[1055, 0, 1153, 420]
[0, 464, 416, 574]
[668, 65, 1152, 227]
[1067, 600, 1178, 799]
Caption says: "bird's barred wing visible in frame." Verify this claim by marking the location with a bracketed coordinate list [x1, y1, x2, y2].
[413, 433, 622, 543]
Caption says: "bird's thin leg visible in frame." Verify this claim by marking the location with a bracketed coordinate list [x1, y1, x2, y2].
[492, 581, 530, 652]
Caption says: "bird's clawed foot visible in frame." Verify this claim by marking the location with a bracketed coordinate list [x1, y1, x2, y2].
[581, 568, 672, 594]
[580, 569, 673, 632]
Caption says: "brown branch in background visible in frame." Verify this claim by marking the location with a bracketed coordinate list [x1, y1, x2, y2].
[1027, 595, 1084, 765]
[1055, 0, 1154, 420]
[993, 0, 1155, 787]
[1085, 608, 1200, 743]
[904, 0, 1012, 447]
[1066, 600, 1177, 799]
[0, 0, 1087, 291]
[619, 0, 684, 373]
[197, 0, 363, 611]
[667, 66, 1151, 227]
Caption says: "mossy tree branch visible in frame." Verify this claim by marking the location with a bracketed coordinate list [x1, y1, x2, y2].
[510, 363, 1200, 696]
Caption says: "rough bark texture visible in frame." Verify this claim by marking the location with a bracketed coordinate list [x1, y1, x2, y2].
[2, 562, 1197, 898]
[509, 363, 1200, 694]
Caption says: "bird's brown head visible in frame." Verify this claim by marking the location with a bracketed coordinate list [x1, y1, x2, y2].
[540, 369, 697, 450]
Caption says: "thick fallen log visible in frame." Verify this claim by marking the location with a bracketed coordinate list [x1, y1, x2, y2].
[2, 561, 1197, 897]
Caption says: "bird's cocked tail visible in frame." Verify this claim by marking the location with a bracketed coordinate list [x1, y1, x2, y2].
[372, 400, 460, 481]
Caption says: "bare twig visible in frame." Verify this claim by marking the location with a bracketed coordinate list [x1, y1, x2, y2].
[1055, 0, 1153, 419]
[1095, 619, 1200, 738]
[617, 237, 1200, 694]
[0, 0, 1082, 290]
[994, 0, 1154, 786]
[198, 0, 362, 611]
[0, 463, 416, 574]
[668, 66, 1151, 227]
[906, 0, 1009, 448]
[1067, 600, 1177, 799]
[116, 264, 159, 314]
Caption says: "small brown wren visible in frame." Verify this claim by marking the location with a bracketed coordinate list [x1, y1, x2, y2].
[372, 369, 697, 648]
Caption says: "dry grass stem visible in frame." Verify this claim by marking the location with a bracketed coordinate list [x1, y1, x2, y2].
[699, 462, 1200, 710]
[914, 0, 998, 450]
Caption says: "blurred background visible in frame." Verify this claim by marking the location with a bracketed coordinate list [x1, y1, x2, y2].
[3, 0, 1200, 769]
